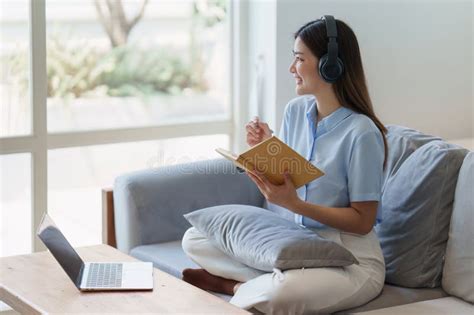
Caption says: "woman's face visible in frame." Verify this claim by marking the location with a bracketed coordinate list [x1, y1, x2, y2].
[289, 37, 324, 95]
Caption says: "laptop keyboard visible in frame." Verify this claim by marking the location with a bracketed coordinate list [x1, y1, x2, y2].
[86, 263, 123, 288]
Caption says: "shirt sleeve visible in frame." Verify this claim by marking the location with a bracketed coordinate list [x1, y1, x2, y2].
[347, 130, 384, 202]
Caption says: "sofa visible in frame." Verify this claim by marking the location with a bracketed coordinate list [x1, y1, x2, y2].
[112, 125, 473, 314]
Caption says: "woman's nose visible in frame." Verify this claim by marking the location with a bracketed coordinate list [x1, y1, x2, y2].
[289, 61, 295, 73]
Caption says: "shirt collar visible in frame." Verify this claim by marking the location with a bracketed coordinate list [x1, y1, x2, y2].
[306, 102, 353, 134]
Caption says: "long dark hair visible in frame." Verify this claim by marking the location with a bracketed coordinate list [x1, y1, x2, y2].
[295, 18, 388, 167]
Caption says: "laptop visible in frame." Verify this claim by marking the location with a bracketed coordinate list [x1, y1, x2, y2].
[36, 213, 154, 291]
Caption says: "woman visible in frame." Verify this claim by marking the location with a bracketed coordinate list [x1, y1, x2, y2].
[182, 16, 387, 314]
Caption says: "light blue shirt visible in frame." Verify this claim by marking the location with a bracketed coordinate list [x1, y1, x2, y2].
[267, 95, 384, 229]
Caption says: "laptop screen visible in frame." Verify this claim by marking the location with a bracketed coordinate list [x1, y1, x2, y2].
[36, 213, 84, 288]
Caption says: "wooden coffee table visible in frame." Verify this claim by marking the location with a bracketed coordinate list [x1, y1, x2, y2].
[0, 244, 250, 314]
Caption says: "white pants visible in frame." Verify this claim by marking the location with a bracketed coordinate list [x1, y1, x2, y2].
[182, 226, 385, 314]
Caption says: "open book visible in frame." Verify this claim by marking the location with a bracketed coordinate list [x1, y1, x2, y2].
[216, 136, 324, 189]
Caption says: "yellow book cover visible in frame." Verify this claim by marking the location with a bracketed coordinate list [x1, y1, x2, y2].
[216, 136, 324, 189]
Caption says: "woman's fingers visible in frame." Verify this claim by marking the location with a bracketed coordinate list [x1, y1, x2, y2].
[246, 128, 260, 140]
[246, 130, 261, 143]
[245, 123, 262, 137]
[245, 118, 273, 147]
[247, 170, 263, 185]
[246, 122, 263, 147]
[246, 133, 261, 145]
[259, 122, 273, 136]
[247, 118, 264, 133]
[251, 170, 272, 187]
[255, 171, 272, 187]
[246, 171, 267, 191]
[247, 172, 263, 192]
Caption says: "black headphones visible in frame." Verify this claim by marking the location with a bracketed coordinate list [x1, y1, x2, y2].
[318, 15, 344, 83]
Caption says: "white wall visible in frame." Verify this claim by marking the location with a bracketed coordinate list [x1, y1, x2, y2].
[248, 0, 473, 141]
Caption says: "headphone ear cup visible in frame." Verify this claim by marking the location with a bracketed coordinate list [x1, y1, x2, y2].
[318, 54, 329, 81]
[319, 54, 344, 83]
[335, 57, 344, 78]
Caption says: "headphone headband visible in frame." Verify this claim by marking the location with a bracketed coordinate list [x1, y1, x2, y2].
[321, 15, 338, 65]
[322, 15, 338, 39]
[317, 15, 344, 83]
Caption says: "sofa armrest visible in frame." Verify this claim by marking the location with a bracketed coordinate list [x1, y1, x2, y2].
[102, 188, 117, 248]
[112, 158, 264, 254]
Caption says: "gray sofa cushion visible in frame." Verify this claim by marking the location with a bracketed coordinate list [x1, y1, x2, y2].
[376, 140, 468, 287]
[130, 240, 199, 279]
[184, 205, 358, 272]
[350, 297, 472, 315]
[337, 284, 448, 314]
[442, 152, 474, 303]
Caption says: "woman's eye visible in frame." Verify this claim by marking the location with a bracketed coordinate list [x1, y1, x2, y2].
[295, 57, 303, 62]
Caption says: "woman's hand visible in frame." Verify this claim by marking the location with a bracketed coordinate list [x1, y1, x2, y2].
[246, 170, 300, 210]
[246, 116, 272, 147]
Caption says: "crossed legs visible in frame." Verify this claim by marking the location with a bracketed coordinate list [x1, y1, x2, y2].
[182, 268, 241, 295]
[181, 227, 264, 295]
[181, 227, 385, 314]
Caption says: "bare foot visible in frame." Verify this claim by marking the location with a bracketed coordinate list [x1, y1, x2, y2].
[182, 268, 239, 295]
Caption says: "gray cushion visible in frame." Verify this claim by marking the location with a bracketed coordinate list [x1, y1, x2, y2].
[337, 284, 448, 313]
[183, 205, 358, 272]
[376, 140, 468, 287]
[382, 125, 441, 186]
[349, 297, 471, 315]
[442, 152, 474, 303]
[130, 240, 199, 279]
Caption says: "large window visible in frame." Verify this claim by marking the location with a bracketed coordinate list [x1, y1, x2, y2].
[0, 0, 233, 256]
[46, 0, 229, 132]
